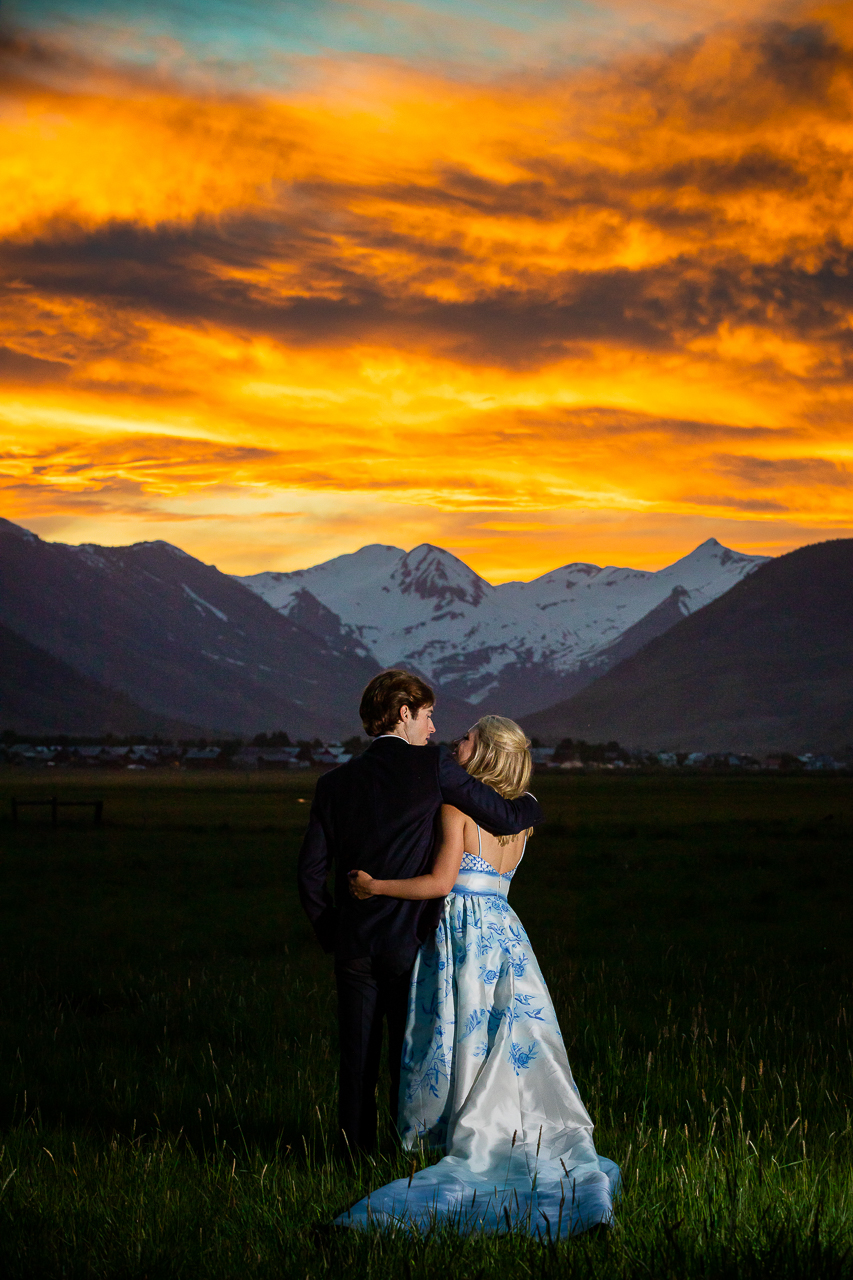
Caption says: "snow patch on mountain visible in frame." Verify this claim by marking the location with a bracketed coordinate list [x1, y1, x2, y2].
[182, 584, 228, 622]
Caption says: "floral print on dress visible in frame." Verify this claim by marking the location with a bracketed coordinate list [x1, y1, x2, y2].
[399, 848, 578, 1148]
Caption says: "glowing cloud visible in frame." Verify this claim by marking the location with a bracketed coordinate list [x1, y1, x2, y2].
[2, 2, 853, 576]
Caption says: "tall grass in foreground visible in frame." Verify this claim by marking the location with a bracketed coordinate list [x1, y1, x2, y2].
[0, 772, 851, 1276]
[0, 951, 850, 1278]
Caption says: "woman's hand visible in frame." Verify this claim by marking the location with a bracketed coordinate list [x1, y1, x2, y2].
[348, 869, 376, 900]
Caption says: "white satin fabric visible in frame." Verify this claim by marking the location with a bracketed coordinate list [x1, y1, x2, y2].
[336, 839, 620, 1237]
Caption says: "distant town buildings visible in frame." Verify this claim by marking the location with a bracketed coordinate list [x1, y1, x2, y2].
[528, 741, 851, 772]
[0, 736, 849, 772]
[0, 738, 360, 771]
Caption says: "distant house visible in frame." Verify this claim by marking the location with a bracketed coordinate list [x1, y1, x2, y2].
[10, 744, 57, 766]
[805, 754, 842, 771]
[312, 748, 352, 768]
[230, 745, 308, 769]
[183, 747, 222, 769]
[257, 748, 302, 770]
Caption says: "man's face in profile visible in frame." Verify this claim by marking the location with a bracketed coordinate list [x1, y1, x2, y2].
[406, 705, 435, 746]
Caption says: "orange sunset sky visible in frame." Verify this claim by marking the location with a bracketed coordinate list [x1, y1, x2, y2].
[3, 0, 853, 580]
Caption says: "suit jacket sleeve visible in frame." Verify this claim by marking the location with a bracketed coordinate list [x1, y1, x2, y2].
[438, 745, 543, 834]
[296, 793, 337, 953]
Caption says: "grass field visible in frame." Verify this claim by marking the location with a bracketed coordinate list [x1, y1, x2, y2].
[0, 769, 851, 1277]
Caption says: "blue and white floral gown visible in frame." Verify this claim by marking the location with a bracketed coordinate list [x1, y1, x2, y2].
[336, 832, 620, 1237]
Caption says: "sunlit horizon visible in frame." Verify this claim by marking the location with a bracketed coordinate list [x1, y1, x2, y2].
[6, 512, 804, 585]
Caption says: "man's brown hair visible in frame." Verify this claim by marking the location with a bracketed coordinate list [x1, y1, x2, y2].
[359, 669, 435, 738]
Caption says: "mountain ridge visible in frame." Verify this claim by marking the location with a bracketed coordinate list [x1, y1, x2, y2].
[237, 536, 769, 716]
[0, 518, 380, 738]
[519, 539, 853, 754]
[0, 518, 779, 741]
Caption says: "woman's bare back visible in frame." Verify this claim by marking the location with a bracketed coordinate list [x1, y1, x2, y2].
[460, 813, 528, 875]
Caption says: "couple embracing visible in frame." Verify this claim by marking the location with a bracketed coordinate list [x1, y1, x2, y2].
[298, 670, 619, 1237]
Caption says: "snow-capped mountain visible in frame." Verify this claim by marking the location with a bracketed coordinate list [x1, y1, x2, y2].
[236, 538, 770, 717]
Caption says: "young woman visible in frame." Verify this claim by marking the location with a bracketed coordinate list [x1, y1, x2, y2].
[337, 715, 620, 1237]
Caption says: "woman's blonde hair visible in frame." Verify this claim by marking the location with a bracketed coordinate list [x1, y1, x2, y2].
[463, 716, 533, 839]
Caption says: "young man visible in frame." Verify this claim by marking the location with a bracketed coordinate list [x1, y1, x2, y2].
[297, 670, 543, 1152]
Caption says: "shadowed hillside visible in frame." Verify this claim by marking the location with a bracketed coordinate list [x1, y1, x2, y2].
[0, 621, 201, 737]
[521, 539, 853, 754]
[0, 519, 380, 739]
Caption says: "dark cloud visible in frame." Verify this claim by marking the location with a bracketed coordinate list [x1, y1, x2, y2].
[713, 454, 853, 487]
[511, 406, 793, 442]
[4, 214, 853, 374]
[422, 147, 812, 226]
[756, 21, 845, 99]
[683, 494, 791, 512]
[649, 150, 810, 198]
[605, 16, 853, 128]
[0, 343, 69, 382]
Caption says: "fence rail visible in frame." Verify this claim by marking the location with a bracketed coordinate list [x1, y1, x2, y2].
[11, 797, 104, 826]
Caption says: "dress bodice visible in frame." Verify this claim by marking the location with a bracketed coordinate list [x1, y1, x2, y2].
[458, 849, 520, 880]
[452, 827, 527, 897]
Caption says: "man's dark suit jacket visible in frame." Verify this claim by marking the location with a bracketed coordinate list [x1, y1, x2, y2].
[297, 736, 543, 960]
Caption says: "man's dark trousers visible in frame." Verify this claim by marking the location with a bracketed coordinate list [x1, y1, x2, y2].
[335, 948, 415, 1151]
